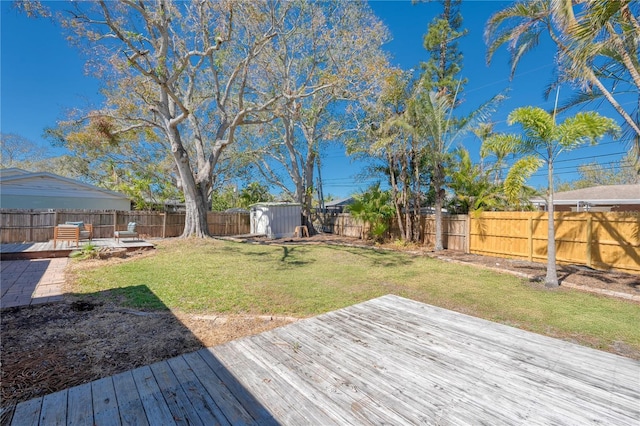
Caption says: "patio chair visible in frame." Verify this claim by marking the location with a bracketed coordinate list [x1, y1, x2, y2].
[54, 222, 93, 248]
[115, 222, 139, 242]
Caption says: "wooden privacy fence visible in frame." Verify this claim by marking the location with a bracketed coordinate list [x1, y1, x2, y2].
[469, 211, 640, 274]
[318, 211, 639, 274]
[317, 213, 468, 252]
[0, 209, 250, 243]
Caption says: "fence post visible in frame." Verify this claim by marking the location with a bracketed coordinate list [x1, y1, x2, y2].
[162, 212, 167, 239]
[113, 210, 118, 237]
[465, 215, 471, 253]
[586, 216, 592, 268]
[528, 216, 534, 262]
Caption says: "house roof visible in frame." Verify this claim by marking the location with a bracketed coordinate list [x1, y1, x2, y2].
[0, 168, 130, 200]
[531, 184, 640, 205]
[324, 197, 355, 207]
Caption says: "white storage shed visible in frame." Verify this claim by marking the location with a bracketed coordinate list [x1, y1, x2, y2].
[250, 203, 301, 239]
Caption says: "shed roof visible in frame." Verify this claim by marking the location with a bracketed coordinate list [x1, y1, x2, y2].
[250, 202, 302, 207]
[531, 184, 640, 205]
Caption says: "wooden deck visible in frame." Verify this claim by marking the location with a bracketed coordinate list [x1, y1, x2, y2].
[7, 295, 640, 425]
[0, 238, 155, 260]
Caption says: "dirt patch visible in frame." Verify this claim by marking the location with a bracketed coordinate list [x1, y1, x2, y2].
[422, 250, 640, 300]
[0, 300, 294, 415]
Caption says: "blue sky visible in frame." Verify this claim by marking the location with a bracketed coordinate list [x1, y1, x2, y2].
[1, 1, 630, 199]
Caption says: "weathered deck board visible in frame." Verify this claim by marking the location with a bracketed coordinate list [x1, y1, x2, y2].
[164, 356, 225, 426]
[195, 349, 276, 425]
[39, 390, 67, 425]
[148, 361, 203, 426]
[0, 238, 155, 260]
[66, 382, 93, 426]
[91, 377, 120, 426]
[181, 351, 255, 426]
[130, 366, 176, 426]
[10, 295, 640, 425]
[11, 397, 41, 426]
[111, 371, 149, 426]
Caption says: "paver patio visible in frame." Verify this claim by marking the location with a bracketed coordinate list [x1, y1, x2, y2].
[0, 258, 67, 308]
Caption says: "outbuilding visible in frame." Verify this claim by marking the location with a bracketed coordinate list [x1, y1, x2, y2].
[250, 202, 301, 239]
[0, 168, 131, 211]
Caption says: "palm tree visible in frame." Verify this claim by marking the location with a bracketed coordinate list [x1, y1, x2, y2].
[411, 81, 504, 250]
[487, 107, 618, 287]
[448, 148, 502, 214]
[485, 0, 640, 151]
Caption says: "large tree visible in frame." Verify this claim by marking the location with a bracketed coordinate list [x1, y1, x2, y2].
[238, 1, 389, 230]
[37, 1, 284, 237]
[352, 68, 421, 242]
[0, 133, 48, 170]
[488, 107, 618, 287]
[419, 0, 469, 250]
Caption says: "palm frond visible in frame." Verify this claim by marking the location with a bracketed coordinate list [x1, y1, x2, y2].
[503, 155, 544, 203]
[558, 111, 620, 148]
[481, 133, 521, 159]
[508, 107, 555, 143]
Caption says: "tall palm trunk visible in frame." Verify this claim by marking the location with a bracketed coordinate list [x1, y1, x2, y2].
[545, 160, 559, 287]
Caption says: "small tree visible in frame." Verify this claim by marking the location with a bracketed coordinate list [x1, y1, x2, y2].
[347, 184, 395, 242]
[447, 148, 502, 214]
[488, 107, 619, 287]
[239, 182, 273, 209]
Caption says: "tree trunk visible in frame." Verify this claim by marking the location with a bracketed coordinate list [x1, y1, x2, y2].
[434, 165, 445, 251]
[545, 161, 559, 287]
[168, 128, 210, 238]
[182, 190, 210, 238]
[434, 188, 444, 251]
[400, 154, 412, 241]
[302, 151, 315, 233]
[387, 152, 406, 240]
[411, 146, 422, 243]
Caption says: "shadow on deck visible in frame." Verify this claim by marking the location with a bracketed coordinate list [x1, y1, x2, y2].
[4, 295, 639, 425]
[2, 284, 276, 426]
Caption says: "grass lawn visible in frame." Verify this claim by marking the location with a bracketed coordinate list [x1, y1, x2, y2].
[70, 238, 640, 355]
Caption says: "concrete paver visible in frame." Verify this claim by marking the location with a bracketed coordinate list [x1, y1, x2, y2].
[0, 258, 68, 308]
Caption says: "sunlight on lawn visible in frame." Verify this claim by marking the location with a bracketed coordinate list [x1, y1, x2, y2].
[71, 239, 640, 355]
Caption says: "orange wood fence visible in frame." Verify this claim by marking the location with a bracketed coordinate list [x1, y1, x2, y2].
[469, 212, 640, 274]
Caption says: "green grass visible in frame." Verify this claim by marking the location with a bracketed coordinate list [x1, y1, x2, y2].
[71, 238, 640, 356]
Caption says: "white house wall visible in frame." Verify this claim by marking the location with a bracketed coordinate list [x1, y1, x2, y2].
[1, 195, 130, 210]
[0, 174, 131, 211]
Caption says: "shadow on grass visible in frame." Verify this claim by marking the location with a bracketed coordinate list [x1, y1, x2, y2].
[2, 284, 278, 426]
[279, 246, 315, 267]
[322, 244, 415, 268]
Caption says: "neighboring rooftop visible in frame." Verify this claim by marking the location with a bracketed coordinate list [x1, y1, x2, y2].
[532, 184, 640, 205]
